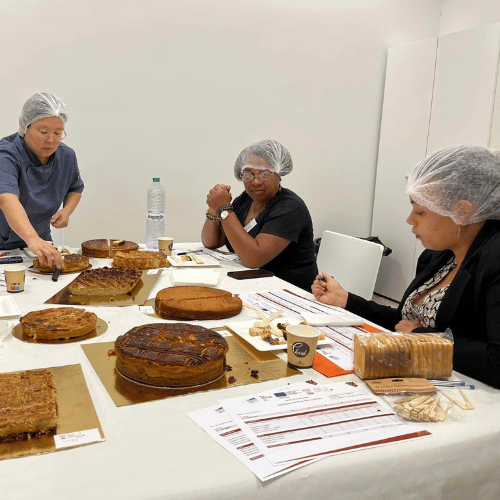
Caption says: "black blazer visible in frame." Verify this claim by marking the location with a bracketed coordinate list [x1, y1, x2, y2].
[346, 220, 500, 389]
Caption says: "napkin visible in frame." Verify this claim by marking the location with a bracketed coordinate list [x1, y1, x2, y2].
[171, 269, 219, 287]
[299, 311, 364, 327]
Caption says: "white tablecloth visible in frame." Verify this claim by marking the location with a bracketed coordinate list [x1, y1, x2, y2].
[1, 244, 499, 500]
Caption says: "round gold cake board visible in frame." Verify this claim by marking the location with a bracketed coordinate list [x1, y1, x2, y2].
[115, 366, 225, 390]
[13, 317, 107, 344]
[28, 264, 92, 275]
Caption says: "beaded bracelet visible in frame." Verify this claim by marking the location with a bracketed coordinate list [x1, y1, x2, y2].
[206, 209, 220, 221]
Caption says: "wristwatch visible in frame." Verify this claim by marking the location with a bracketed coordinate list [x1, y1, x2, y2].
[220, 209, 233, 220]
[216, 204, 234, 220]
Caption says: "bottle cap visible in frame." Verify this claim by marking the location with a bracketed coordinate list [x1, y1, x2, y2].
[153, 178, 160, 182]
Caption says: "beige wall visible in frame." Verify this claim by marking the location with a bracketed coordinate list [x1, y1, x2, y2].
[440, 0, 500, 34]
[0, 0, 440, 246]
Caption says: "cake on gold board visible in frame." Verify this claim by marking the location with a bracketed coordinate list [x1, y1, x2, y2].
[68, 267, 142, 296]
[33, 254, 90, 273]
[114, 323, 229, 388]
[113, 250, 166, 269]
[81, 239, 139, 258]
[20, 307, 98, 341]
[0, 369, 57, 442]
[155, 286, 242, 320]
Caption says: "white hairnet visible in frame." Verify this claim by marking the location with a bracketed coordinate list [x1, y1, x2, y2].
[234, 139, 293, 181]
[18, 92, 68, 136]
[407, 145, 500, 224]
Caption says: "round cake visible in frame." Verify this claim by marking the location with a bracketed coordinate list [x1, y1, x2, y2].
[33, 254, 90, 273]
[81, 239, 139, 258]
[155, 286, 242, 320]
[20, 307, 98, 340]
[113, 250, 166, 269]
[114, 323, 229, 387]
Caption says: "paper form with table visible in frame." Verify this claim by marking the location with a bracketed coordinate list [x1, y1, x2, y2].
[189, 380, 430, 481]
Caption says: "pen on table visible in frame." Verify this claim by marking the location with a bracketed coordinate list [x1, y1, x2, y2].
[429, 379, 465, 386]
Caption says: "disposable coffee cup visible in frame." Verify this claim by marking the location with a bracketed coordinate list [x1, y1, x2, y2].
[158, 237, 174, 256]
[286, 324, 322, 369]
[4, 265, 26, 293]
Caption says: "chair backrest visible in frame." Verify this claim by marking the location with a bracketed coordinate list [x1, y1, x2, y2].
[316, 230, 384, 300]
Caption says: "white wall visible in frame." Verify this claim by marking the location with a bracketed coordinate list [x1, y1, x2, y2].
[440, 0, 500, 35]
[0, 0, 440, 247]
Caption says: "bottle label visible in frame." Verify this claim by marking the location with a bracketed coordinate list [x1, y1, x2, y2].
[147, 213, 165, 222]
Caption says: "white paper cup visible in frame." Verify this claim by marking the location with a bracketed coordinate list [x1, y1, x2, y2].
[4, 265, 26, 293]
[158, 237, 174, 256]
[286, 324, 321, 369]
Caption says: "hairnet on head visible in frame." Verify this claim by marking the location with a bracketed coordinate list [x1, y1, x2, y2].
[18, 92, 68, 136]
[234, 139, 293, 181]
[407, 145, 500, 225]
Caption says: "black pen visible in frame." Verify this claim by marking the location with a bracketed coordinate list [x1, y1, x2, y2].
[52, 267, 61, 282]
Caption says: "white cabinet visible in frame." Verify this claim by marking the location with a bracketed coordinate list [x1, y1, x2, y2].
[372, 23, 500, 301]
[371, 37, 437, 300]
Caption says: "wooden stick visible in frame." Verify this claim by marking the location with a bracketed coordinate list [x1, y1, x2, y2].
[459, 389, 474, 410]
[440, 390, 468, 410]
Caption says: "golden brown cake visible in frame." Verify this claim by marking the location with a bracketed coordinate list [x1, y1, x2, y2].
[33, 254, 90, 273]
[155, 286, 242, 320]
[20, 307, 98, 340]
[113, 250, 167, 269]
[81, 239, 139, 258]
[114, 323, 229, 387]
[68, 267, 142, 296]
[353, 332, 453, 380]
[0, 369, 57, 441]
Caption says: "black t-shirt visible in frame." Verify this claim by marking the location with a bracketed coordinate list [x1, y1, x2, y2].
[225, 187, 317, 291]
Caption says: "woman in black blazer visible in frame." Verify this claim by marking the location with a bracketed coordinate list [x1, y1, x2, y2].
[313, 145, 500, 389]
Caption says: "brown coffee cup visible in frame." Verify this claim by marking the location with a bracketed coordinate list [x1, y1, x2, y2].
[4, 265, 26, 293]
[158, 237, 174, 256]
[286, 324, 322, 369]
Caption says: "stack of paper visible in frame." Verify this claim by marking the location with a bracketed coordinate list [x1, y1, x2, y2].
[188, 380, 431, 481]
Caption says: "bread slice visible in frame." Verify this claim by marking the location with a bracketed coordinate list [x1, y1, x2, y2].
[68, 267, 142, 296]
[353, 332, 453, 379]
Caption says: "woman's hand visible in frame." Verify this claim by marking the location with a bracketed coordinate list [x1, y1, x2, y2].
[311, 272, 348, 308]
[50, 208, 70, 228]
[395, 318, 422, 333]
[206, 184, 232, 214]
[26, 235, 63, 268]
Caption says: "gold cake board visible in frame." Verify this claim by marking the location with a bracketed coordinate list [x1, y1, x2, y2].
[0, 364, 105, 461]
[45, 268, 163, 306]
[82, 327, 301, 407]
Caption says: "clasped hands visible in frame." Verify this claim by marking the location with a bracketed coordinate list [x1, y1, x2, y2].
[206, 184, 232, 216]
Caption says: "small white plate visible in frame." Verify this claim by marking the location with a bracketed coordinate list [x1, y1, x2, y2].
[0, 296, 22, 318]
[167, 254, 221, 267]
[230, 318, 334, 352]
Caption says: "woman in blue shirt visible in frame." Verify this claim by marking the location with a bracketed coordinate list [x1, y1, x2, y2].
[0, 93, 84, 267]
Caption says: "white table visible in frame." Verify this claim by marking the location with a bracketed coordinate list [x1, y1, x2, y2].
[1, 244, 499, 500]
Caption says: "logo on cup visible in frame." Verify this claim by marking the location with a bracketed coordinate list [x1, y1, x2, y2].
[168, 243, 173, 250]
[292, 341, 310, 358]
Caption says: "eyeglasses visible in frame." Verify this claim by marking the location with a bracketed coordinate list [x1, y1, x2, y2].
[30, 128, 67, 142]
[242, 171, 274, 182]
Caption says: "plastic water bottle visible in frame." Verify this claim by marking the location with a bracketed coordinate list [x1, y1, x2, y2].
[146, 178, 165, 249]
